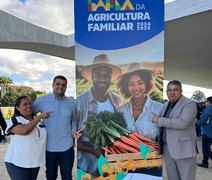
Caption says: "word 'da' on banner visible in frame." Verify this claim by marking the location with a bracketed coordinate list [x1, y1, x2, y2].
[75, 0, 164, 50]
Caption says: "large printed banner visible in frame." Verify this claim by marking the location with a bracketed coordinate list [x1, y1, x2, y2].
[75, 0, 164, 179]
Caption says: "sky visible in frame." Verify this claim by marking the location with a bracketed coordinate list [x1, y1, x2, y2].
[0, 49, 75, 96]
[0, 0, 75, 97]
[76, 32, 164, 66]
[0, 0, 212, 99]
[0, 0, 74, 35]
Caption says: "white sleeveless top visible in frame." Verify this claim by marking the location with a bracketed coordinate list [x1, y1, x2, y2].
[4, 116, 47, 168]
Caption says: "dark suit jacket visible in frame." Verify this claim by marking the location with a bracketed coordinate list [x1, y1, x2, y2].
[158, 95, 197, 159]
[0, 110, 7, 142]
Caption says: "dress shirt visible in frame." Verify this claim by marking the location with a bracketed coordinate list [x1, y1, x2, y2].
[118, 96, 163, 140]
[162, 101, 177, 143]
[34, 93, 76, 152]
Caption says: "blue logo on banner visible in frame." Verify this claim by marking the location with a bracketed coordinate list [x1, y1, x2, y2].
[75, 0, 164, 50]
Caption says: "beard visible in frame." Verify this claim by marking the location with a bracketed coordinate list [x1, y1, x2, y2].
[93, 81, 110, 94]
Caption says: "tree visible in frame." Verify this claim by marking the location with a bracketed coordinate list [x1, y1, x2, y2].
[0, 86, 36, 106]
[0, 76, 14, 100]
[0, 91, 19, 106]
[191, 90, 206, 102]
[0, 76, 13, 85]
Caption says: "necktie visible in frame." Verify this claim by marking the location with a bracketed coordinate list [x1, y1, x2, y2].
[162, 103, 174, 143]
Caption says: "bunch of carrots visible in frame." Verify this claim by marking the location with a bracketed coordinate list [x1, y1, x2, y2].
[86, 111, 158, 154]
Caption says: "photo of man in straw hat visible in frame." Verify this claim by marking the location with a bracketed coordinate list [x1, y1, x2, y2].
[76, 54, 123, 176]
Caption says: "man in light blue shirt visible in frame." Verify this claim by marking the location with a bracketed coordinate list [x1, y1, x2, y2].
[34, 75, 78, 180]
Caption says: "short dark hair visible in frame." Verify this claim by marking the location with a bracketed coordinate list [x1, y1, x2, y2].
[14, 95, 31, 116]
[53, 75, 67, 83]
[167, 80, 182, 90]
[117, 69, 155, 99]
[207, 96, 212, 104]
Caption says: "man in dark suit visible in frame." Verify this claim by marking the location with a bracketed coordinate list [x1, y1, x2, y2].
[153, 80, 197, 180]
[0, 110, 7, 143]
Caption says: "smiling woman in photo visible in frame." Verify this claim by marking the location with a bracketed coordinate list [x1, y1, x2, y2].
[117, 63, 163, 141]
[117, 63, 163, 176]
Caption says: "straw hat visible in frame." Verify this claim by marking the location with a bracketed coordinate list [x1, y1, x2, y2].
[81, 54, 122, 82]
[119, 62, 154, 79]
[117, 63, 155, 98]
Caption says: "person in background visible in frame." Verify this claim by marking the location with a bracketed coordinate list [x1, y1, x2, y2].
[34, 75, 81, 180]
[197, 96, 212, 168]
[153, 80, 197, 180]
[77, 54, 123, 176]
[117, 63, 163, 176]
[0, 109, 7, 143]
[4, 95, 51, 180]
[195, 100, 205, 136]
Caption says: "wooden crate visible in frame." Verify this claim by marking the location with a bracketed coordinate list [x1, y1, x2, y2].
[105, 152, 163, 169]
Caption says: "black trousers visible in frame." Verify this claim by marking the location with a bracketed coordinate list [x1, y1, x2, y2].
[202, 134, 212, 165]
[46, 147, 75, 180]
[5, 162, 40, 180]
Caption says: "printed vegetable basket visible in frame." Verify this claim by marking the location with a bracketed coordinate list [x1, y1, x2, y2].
[105, 152, 163, 169]
[86, 111, 163, 169]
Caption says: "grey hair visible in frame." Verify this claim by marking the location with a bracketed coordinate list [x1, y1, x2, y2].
[167, 80, 182, 90]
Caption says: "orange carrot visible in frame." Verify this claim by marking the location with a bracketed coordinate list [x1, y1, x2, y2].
[128, 133, 143, 144]
[101, 146, 112, 154]
[129, 134, 157, 152]
[138, 140, 157, 152]
[116, 147, 129, 154]
[139, 142, 157, 152]
[113, 147, 122, 154]
[113, 140, 139, 153]
[129, 137, 142, 145]
[147, 142, 158, 147]
[120, 136, 140, 150]
[132, 132, 156, 144]
[146, 145, 157, 152]
[109, 146, 117, 154]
